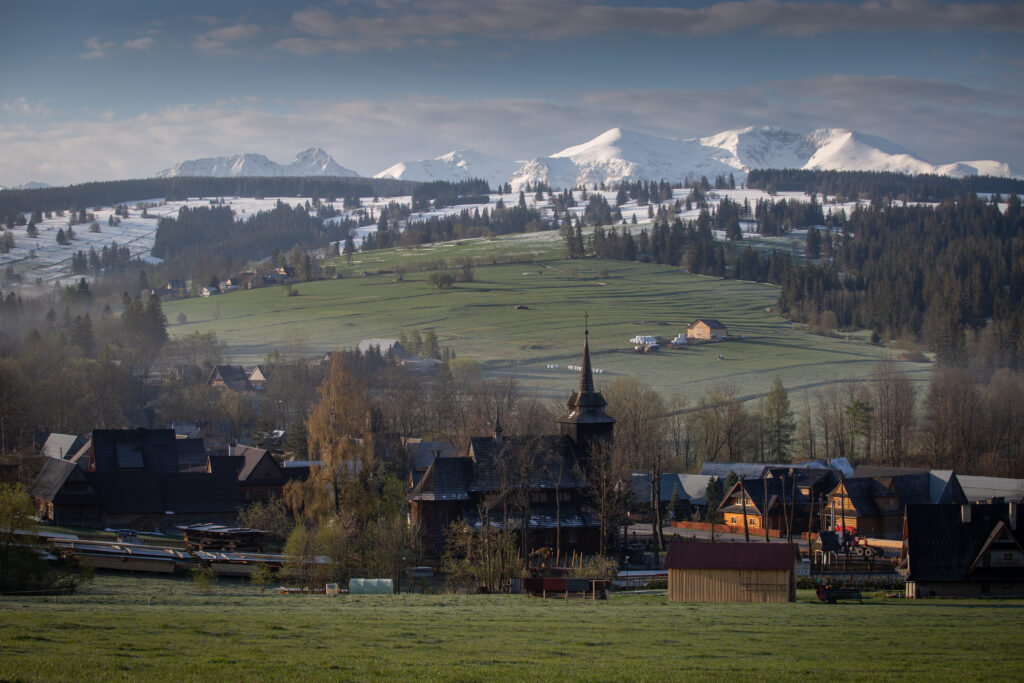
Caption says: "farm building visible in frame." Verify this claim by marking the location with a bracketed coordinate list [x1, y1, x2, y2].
[663, 539, 798, 602]
[686, 319, 728, 341]
[902, 502, 1023, 598]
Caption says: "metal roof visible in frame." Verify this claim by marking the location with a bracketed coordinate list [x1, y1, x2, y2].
[663, 539, 799, 571]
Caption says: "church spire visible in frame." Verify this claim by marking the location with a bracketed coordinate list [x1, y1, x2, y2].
[558, 315, 615, 452]
[578, 313, 595, 397]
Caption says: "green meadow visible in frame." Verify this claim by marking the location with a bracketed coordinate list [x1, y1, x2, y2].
[1, 573, 1021, 681]
[162, 248, 929, 403]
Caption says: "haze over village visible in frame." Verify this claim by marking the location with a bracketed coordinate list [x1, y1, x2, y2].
[2, 1, 1024, 680]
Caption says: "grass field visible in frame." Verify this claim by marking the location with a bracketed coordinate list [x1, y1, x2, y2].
[162, 253, 928, 403]
[1, 573, 1021, 681]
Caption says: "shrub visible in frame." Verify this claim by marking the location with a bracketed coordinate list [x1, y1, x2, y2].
[429, 272, 455, 289]
[191, 566, 217, 593]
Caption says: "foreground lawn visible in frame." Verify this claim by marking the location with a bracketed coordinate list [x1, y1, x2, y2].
[163, 257, 927, 402]
[2, 574, 1022, 681]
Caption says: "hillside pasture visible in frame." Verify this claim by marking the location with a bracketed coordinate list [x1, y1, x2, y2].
[0, 573, 1021, 681]
[161, 257, 928, 403]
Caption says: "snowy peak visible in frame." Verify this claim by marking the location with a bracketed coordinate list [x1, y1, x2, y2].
[373, 149, 518, 188]
[506, 125, 1019, 190]
[156, 149, 359, 178]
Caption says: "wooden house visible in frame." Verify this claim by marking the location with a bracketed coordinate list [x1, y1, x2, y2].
[31, 429, 243, 530]
[902, 502, 1023, 598]
[205, 365, 252, 392]
[663, 539, 798, 602]
[248, 365, 272, 391]
[164, 280, 188, 298]
[718, 468, 837, 535]
[686, 318, 728, 341]
[827, 472, 963, 539]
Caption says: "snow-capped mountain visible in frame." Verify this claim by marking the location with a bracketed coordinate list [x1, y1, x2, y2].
[156, 147, 358, 178]
[505, 126, 1018, 190]
[510, 127, 739, 191]
[0, 180, 53, 191]
[374, 149, 520, 188]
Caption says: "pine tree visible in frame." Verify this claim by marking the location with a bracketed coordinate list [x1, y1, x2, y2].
[764, 377, 795, 462]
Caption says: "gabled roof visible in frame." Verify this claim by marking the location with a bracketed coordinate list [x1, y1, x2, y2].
[722, 476, 807, 515]
[39, 433, 86, 460]
[407, 441, 457, 472]
[904, 503, 1023, 582]
[90, 429, 179, 473]
[408, 456, 474, 501]
[956, 475, 1024, 503]
[32, 458, 84, 502]
[206, 365, 251, 391]
[467, 434, 587, 492]
[833, 473, 935, 516]
[227, 445, 283, 482]
[631, 472, 692, 505]
[663, 539, 798, 571]
[688, 318, 727, 330]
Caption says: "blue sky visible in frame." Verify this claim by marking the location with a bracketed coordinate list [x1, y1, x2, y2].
[1, 0, 1022, 185]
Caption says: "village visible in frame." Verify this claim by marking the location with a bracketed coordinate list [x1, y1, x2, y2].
[13, 327, 1023, 605]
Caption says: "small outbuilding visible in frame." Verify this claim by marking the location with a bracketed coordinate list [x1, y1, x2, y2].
[687, 319, 728, 341]
[663, 539, 798, 602]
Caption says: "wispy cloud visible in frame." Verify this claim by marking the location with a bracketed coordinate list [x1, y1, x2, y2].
[1, 97, 53, 118]
[78, 36, 114, 60]
[123, 36, 155, 51]
[273, 0, 1024, 54]
[195, 23, 262, 55]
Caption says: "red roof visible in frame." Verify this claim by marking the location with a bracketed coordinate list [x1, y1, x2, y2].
[663, 539, 798, 571]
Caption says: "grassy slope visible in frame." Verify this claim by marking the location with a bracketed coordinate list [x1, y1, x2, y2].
[162, 249, 928, 403]
[1, 574, 1021, 681]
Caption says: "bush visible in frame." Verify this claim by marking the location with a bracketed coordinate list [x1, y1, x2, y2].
[250, 563, 276, 593]
[429, 272, 455, 289]
[191, 566, 217, 593]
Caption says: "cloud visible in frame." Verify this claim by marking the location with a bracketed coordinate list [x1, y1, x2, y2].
[1, 75, 1021, 187]
[123, 36, 155, 51]
[78, 36, 114, 60]
[274, 0, 1024, 53]
[195, 23, 262, 54]
[1, 97, 53, 118]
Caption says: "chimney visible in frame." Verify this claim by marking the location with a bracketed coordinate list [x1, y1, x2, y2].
[1010, 502, 1018, 531]
[961, 505, 972, 524]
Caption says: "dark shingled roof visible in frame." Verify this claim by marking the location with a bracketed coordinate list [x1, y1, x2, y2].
[90, 429, 179, 473]
[467, 435, 588, 493]
[904, 503, 1023, 583]
[409, 457, 474, 501]
[663, 539, 799, 571]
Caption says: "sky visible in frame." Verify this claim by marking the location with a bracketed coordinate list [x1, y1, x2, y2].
[1, 0, 1023, 186]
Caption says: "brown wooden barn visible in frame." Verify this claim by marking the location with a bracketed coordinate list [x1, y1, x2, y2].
[663, 539, 798, 602]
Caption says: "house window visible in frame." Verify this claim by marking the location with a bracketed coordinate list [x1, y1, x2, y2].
[531, 492, 547, 504]
[730, 516, 738, 525]
[749, 517, 757, 527]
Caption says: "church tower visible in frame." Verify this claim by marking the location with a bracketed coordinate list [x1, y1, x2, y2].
[558, 321, 615, 454]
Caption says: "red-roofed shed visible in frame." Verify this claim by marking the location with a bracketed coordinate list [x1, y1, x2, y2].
[663, 539, 798, 602]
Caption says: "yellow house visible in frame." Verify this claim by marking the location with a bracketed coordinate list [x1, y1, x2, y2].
[686, 318, 728, 341]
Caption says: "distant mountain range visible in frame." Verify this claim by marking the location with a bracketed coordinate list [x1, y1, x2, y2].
[155, 147, 358, 179]
[0, 181, 53, 191]
[146, 126, 1019, 190]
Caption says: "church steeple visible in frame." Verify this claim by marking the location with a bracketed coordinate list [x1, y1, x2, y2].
[558, 315, 615, 453]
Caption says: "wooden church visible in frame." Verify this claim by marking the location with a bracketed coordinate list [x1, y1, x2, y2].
[409, 328, 615, 556]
